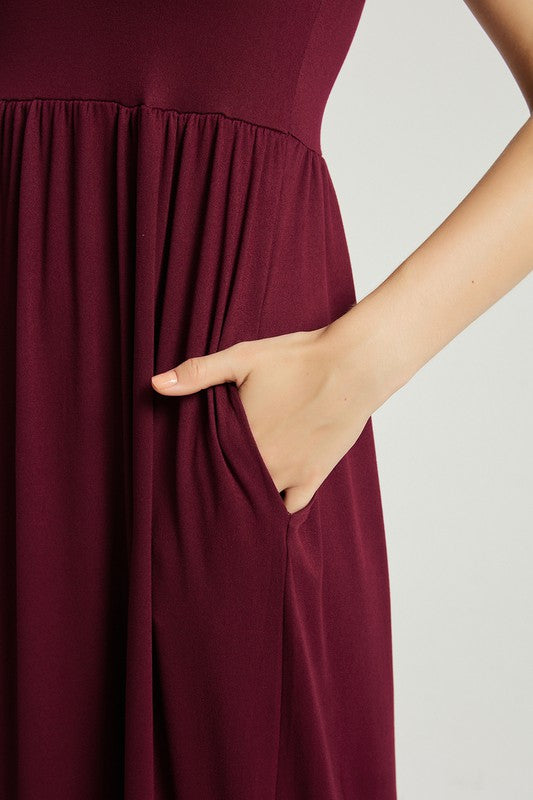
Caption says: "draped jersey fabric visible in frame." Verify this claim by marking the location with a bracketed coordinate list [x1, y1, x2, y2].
[0, 1, 397, 797]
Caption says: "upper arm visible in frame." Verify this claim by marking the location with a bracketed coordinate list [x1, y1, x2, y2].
[462, 0, 533, 110]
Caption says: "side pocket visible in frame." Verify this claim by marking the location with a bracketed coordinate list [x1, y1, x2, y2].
[227, 382, 319, 526]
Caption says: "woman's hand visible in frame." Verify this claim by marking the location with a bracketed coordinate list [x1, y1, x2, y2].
[151, 323, 390, 515]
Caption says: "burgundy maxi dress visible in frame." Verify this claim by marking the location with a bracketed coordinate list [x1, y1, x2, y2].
[0, 1, 397, 797]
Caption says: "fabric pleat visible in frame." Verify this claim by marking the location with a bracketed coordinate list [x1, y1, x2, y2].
[0, 95, 396, 800]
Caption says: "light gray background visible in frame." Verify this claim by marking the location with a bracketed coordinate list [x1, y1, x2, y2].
[321, 0, 533, 797]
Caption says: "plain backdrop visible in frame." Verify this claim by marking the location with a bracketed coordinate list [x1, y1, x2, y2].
[320, 0, 533, 797]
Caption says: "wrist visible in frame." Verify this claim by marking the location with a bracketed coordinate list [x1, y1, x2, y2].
[315, 299, 417, 414]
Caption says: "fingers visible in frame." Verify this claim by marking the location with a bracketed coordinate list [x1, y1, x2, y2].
[151, 343, 245, 395]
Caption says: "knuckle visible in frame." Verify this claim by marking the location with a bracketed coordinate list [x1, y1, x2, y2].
[232, 339, 253, 365]
[182, 356, 205, 383]
[229, 340, 256, 381]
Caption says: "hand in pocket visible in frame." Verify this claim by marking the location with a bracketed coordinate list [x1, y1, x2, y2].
[151, 326, 378, 515]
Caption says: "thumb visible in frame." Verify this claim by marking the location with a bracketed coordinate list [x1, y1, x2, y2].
[151, 346, 242, 396]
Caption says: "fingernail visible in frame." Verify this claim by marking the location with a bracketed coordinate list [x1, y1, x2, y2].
[152, 370, 178, 389]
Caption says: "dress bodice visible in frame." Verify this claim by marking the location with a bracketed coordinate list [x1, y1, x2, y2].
[0, 0, 367, 154]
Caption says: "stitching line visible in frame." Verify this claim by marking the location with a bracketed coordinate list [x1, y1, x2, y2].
[287, 0, 325, 142]
[0, 96, 324, 158]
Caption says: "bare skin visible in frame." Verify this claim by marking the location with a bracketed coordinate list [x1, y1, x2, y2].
[152, 0, 533, 515]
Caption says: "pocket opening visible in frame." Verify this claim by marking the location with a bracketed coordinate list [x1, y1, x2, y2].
[229, 382, 319, 524]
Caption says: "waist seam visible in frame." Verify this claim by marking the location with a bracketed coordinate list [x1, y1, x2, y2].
[0, 96, 324, 158]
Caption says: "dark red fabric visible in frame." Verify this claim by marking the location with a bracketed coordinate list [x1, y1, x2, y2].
[0, 1, 397, 798]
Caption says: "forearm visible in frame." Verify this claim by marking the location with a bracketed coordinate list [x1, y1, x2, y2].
[324, 113, 533, 410]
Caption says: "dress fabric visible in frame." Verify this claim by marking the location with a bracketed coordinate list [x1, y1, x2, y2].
[0, 1, 397, 798]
